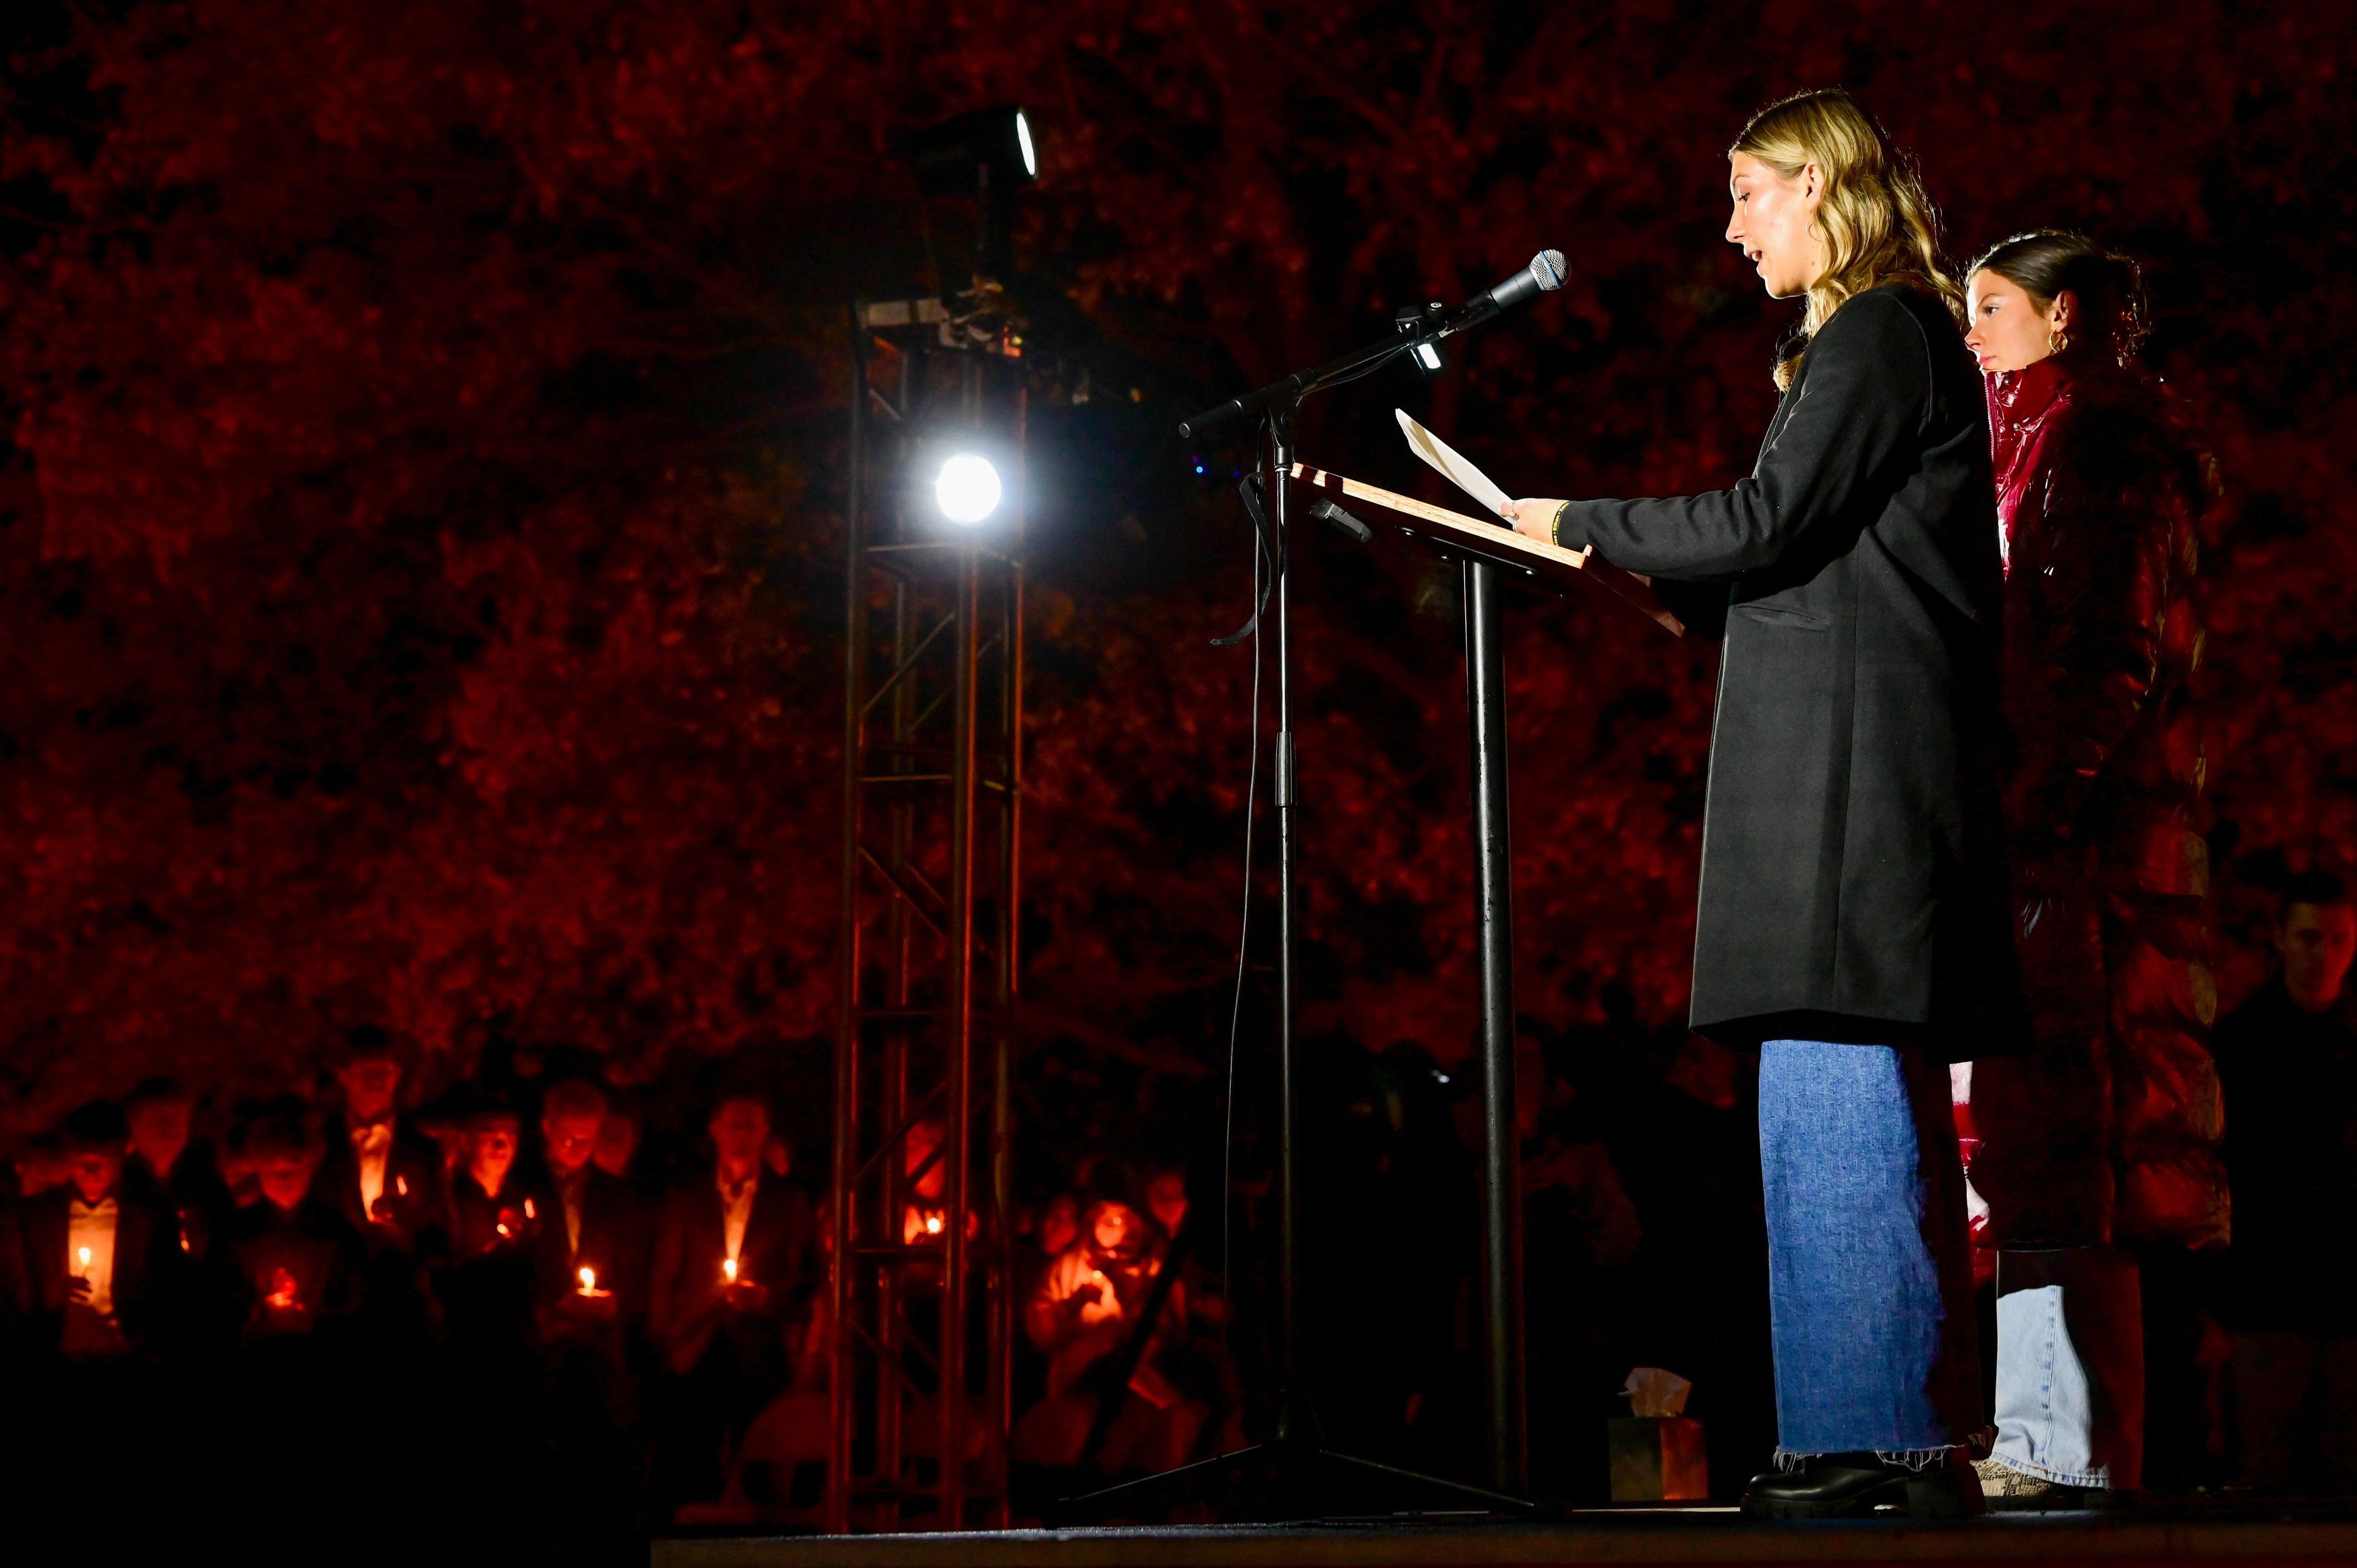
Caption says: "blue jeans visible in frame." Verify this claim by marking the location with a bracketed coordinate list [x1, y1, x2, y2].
[1760, 1038, 1981, 1458]
[1991, 1248, 2143, 1487]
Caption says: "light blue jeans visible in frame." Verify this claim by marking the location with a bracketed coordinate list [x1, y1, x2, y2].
[1991, 1248, 2143, 1488]
[1760, 1038, 1982, 1459]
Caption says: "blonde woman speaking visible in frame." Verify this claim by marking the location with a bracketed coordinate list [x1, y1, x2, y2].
[1504, 90, 2016, 1518]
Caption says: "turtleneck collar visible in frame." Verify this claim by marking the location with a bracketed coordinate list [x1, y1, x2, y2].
[1985, 353, 2083, 565]
[1989, 353, 2073, 440]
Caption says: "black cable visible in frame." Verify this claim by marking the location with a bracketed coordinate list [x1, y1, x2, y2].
[1218, 506, 1263, 1372]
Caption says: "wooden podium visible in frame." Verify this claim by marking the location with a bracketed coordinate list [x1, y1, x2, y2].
[1288, 463, 1686, 638]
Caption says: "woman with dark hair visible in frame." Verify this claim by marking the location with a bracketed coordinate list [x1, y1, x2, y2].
[1959, 233, 2224, 1507]
[1504, 88, 2014, 1517]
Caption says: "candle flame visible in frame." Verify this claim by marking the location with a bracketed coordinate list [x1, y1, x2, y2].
[396, 1175, 409, 1197]
[925, 1215, 943, 1235]
[524, 1197, 536, 1220]
[723, 1257, 738, 1283]
[578, 1265, 597, 1292]
[77, 1246, 91, 1270]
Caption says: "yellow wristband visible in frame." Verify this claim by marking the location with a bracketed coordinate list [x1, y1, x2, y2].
[1550, 501, 1571, 547]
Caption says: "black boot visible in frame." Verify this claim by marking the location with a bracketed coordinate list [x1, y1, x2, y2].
[1740, 1450, 1985, 1520]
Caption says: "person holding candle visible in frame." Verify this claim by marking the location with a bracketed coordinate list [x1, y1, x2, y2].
[524, 1074, 653, 1543]
[120, 1076, 230, 1263]
[437, 1097, 544, 1410]
[315, 1025, 444, 1252]
[216, 1108, 371, 1529]
[1013, 1188, 1205, 1473]
[647, 1088, 815, 1515]
[530, 1076, 649, 1326]
[18, 1101, 180, 1362]
[224, 1110, 365, 1341]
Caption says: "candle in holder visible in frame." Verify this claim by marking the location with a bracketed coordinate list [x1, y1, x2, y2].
[722, 1257, 738, 1285]
[576, 1265, 610, 1299]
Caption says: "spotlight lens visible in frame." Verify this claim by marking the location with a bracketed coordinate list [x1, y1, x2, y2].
[1415, 342, 1442, 371]
[935, 453, 1002, 524]
[1015, 111, 1037, 179]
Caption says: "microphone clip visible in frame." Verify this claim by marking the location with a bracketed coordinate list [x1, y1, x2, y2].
[1395, 303, 1446, 374]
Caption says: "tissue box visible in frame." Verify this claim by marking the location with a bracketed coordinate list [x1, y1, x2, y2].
[1608, 1416, 1709, 1502]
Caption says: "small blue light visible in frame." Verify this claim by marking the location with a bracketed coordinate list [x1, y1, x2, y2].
[1194, 463, 1206, 475]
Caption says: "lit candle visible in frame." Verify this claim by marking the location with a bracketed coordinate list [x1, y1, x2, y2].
[925, 1215, 943, 1235]
[578, 1265, 597, 1294]
[524, 1197, 536, 1221]
[396, 1174, 409, 1198]
[722, 1257, 738, 1284]
[76, 1245, 91, 1273]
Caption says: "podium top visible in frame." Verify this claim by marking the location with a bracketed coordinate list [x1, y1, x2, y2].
[1289, 464, 1684, 637]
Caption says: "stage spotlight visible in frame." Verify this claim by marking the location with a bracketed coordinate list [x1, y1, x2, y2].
[904, 105, 1040, 195]
[1414, 341, 1442, 371]
[935, 452, 1003, 525]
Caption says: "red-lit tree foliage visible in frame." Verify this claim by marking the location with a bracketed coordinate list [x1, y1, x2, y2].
[0, 1, 2348, 1134]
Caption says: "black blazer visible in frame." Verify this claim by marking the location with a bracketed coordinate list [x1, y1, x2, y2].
[529, 1165, 651, 1319]
[225, 1195, 367, 1338]
[646, 1172, 813, 1372]
[18, 1186, 182, 1351]
[1557, 284, 2020, 1055]
[316, 1118, 446, 1249]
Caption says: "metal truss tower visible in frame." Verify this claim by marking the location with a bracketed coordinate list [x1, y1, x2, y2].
[826, 288, 1024, 1532]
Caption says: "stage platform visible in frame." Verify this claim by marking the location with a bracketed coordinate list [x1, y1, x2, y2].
[653, 1507, 2357, 1568]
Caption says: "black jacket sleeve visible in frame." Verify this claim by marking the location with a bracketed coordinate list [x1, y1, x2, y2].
[1554, 290, 1930, 580]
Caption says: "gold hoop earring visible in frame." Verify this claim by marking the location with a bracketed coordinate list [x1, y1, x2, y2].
[2047, 328, 2070, 357]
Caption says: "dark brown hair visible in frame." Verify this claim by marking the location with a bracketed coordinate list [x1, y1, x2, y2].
[1970, 231, 2148, 365]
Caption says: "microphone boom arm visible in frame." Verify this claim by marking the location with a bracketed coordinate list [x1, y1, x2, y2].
[1179, 250, 1565, 441]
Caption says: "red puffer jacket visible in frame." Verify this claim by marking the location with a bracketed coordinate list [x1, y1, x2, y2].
[1965, 354, 2227, 1253]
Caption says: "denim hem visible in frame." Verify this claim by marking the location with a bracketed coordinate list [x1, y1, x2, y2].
[1984, 1453, 2111, 1489]
[1773, 1444, 1962, 1471]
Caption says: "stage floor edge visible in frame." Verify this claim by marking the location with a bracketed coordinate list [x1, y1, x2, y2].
[651, 1510, 2357, 1568]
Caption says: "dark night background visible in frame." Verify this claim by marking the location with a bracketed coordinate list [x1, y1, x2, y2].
[0, 0, 2350, 1499]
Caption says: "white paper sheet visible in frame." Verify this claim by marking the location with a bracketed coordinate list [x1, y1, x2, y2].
[1396, 409, 1511, 520]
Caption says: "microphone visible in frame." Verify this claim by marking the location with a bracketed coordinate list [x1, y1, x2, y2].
[1176, 249, 1565, 441]
[1439, 249, 1567, 338]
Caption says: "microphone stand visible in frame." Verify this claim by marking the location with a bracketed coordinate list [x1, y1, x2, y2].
[1050, 312, 1538, 1525]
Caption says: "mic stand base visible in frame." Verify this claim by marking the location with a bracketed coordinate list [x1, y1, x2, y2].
[1042, 1427, 1537, 1527]
[1056, 391, 1536, 1527]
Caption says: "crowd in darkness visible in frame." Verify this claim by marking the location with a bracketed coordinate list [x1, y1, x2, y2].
[0, 874, 2352, 1539]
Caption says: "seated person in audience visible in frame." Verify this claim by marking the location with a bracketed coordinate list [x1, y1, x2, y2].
[2214, 871, 2357, 1493]
[315, 1025, 443, 1250]
[225, 1114, 364, 1339]
[533, 1076, 648, 1326]
[19, 1101, 180, 1360]
[121, 1076, 229, 1260]
[1013, 1193, 1204, 1473]
[648, 1090, 815, 1508]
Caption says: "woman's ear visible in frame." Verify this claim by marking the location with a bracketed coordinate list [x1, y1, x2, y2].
[1799, 160, 1825, 211]
[2048, 288, 2077, 334]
